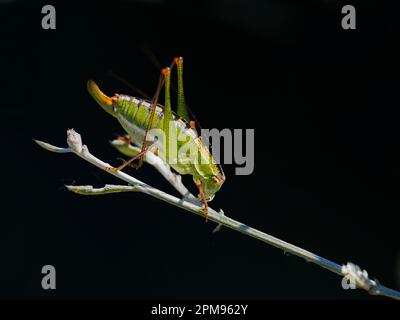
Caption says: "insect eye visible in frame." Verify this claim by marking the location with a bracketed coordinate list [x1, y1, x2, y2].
[212, 176, 219, 184]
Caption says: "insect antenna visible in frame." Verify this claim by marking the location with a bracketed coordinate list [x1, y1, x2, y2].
[140, 44, 162, 71]
[108, 70, 151, 99]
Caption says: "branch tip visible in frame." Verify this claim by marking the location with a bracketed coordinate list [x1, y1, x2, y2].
[67, 128, 83, 153]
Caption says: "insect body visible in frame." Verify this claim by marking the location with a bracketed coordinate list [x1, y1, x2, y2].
[87, 57, 225, 220]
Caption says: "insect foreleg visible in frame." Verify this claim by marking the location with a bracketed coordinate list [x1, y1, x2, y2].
[194, 179, 209, 222]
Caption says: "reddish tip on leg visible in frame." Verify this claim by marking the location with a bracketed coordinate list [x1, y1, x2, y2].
[174, 57, 183, 64]
[162, 67, 170, 76]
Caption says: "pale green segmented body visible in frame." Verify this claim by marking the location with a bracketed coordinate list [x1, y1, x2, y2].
[87, 58, 225, 207]
[114, 94, 221, 180]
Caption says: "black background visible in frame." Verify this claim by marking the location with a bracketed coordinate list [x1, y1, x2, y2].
[0, 0, 399, 299]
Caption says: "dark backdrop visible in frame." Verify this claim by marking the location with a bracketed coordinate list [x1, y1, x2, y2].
[0, 0, 399, 299]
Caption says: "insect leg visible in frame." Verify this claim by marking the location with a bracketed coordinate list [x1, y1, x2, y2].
[105, 141, 157, 172]
[194, 179, 209, 222]
[174, 57, 190, 122]
[162, 67, 173, 164]
[106, 60, 173, 173]
[137, 69, 165, 169]
[110, 68, 165, 173]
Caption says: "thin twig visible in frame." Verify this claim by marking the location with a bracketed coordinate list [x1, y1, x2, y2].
[109, 139, 197, 202]
[34, 129, 400, 300]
